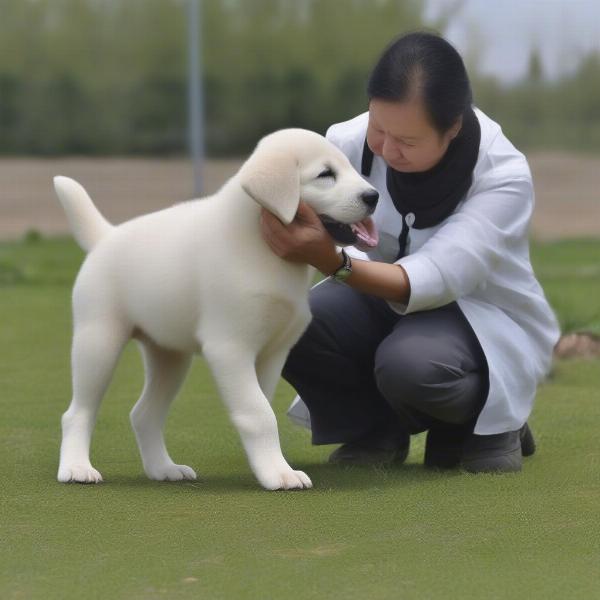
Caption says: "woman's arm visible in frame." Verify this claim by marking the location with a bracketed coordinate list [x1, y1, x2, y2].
[391, 174, 534, 314]
[318, 253, 411, 305]
[260, 202, 411, 304]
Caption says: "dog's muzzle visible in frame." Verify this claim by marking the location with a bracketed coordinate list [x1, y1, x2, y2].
[319, 214, 379, 250]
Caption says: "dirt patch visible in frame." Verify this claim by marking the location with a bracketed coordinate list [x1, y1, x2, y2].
[0, 151, 599, 240]
[528, 152, 600, 241]
[0, 156, 243, 240]
[554, 332, 600, 359]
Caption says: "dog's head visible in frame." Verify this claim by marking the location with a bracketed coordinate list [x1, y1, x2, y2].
[238, 128, 379, 250]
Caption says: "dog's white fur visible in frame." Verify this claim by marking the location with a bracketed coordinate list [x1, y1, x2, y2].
[54, 128, 377, 490]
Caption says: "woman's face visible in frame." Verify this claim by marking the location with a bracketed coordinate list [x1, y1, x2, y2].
[367, 98, 461, 173]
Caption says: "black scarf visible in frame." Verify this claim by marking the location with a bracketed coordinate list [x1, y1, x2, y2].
[361, 107, 481, 259]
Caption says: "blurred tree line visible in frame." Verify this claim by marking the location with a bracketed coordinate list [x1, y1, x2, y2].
[0, 0, 599, 156]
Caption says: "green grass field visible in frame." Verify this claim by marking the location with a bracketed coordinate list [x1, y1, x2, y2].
[1, 236, 599, 600]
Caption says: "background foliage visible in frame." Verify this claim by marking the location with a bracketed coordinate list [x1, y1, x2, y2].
[1, 0, 599, 156]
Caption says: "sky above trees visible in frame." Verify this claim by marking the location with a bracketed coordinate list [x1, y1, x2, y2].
[425, 0, 600, 83]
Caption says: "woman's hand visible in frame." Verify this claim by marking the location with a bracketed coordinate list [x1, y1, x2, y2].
[261, 201, 410, 303]
[260, 201, 341, 274]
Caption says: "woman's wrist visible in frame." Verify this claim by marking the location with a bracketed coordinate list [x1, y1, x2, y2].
[315, 249, 344, 276]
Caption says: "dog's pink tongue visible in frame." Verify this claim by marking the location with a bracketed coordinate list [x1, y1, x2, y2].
[352, 217, 379, 252]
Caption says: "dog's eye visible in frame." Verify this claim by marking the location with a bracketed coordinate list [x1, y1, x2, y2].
[317, 168, 335, 179]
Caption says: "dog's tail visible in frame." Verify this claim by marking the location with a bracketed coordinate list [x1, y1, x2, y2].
[53, 176, 114, 252]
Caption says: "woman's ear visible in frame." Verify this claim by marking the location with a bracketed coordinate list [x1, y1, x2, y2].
[448, 115, 463, 141]
[238, 143, 300, 225]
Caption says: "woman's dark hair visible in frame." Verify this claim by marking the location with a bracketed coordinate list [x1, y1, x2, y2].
[367, 31, 473, 134]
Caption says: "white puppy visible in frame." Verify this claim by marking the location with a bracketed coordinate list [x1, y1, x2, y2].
[54, 128, 379, 490]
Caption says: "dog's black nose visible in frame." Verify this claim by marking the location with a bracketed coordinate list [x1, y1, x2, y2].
[361, 190, 379, 209]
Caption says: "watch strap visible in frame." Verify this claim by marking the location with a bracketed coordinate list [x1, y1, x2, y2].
[332, 249, 352, 281]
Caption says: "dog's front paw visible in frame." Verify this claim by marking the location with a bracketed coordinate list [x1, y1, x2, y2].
[58, 463, 103, 484]
[258, 468, 313, 491]
[145, 462, 197, 482]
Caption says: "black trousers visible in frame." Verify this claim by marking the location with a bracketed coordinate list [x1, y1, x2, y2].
[282, 279, 489, 445]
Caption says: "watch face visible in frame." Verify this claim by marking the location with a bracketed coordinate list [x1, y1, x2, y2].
[334, 266, 352, 281]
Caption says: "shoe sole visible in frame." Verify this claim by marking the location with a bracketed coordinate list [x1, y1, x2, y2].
[462, 447, 522, 473]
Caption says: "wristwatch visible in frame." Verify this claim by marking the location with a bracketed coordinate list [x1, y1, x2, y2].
[331, 248, 352, 282]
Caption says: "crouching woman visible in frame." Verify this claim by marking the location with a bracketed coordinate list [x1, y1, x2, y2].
[261, 32, 560, 473]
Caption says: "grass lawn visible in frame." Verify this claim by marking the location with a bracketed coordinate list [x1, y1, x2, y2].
[1, 236, 599, 600]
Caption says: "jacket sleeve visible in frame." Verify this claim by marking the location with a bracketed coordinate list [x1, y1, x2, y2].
[388, 172, 534, 314]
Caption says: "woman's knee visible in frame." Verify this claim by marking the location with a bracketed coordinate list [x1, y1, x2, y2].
[373, 343, 432, 405]
[373, 340, 487, 425]
[290, 279, 397, 369]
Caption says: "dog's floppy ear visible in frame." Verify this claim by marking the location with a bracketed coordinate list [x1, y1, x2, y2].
[239, 145, 300, 225]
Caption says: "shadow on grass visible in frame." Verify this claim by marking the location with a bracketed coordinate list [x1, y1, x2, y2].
[294, 460, 463, 488]
[100, 460, 461, 494]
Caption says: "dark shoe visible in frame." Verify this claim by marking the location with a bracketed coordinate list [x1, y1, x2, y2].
[425, 422, 535, 471]
[328, 429, 410, 466]
[424, 427, 464, 469]
[461, 430, 522, 473]
[520, 422, 536, 457]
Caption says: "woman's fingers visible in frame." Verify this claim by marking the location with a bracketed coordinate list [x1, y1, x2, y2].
[294, 201, 320, 225]
[261, 208, 293, 256]
[262, 208, 291, 239]
[295, 202, 329, 235]
[260, 203, 335, 265]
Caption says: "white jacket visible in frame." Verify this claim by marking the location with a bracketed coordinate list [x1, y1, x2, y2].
[289, 108, 560, 435]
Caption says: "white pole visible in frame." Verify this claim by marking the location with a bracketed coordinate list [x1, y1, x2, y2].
[187, 0, 204, 196]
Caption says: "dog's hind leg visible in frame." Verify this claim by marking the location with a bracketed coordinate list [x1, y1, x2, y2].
[130, 339, 195, 481]
[202, 340, 312, 491]
[58, 321, 130, 483]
